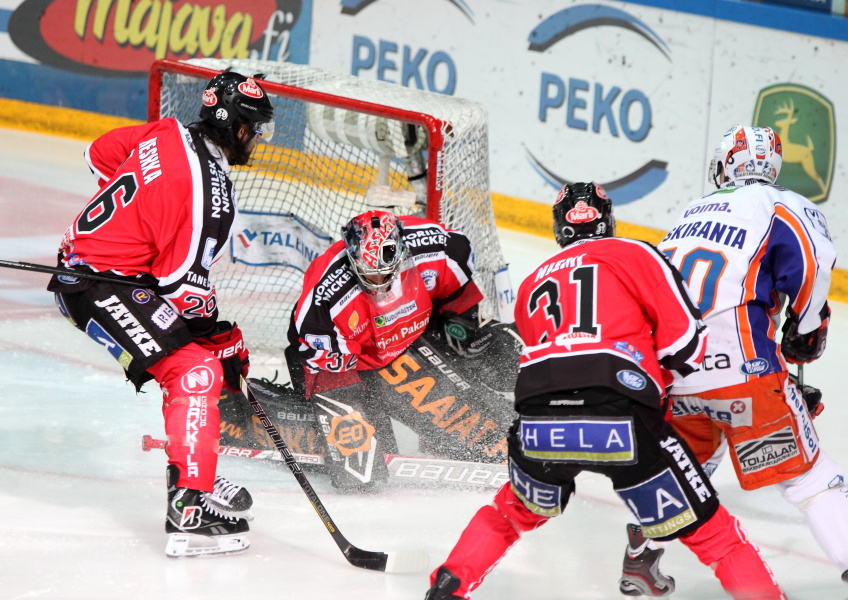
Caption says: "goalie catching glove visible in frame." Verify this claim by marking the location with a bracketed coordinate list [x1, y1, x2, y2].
[788, 372, 824, 419]
[781, 304, 829, 365]
[194, 321, 250, 393]
[442, 307, 518, 359]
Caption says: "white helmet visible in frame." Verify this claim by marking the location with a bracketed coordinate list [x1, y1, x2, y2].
[708, 125, 783, 188]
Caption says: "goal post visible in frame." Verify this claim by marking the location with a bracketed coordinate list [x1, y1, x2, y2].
[148, 58, 514, 361]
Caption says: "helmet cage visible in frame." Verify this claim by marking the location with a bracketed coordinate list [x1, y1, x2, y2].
[552, 182, 615, 247]
[343, 211, 408, 293]
[709, 125, 782, 188]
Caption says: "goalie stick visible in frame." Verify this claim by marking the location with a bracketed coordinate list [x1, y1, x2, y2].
[239, 377, 429, 573]
[0, 259, 153, 287]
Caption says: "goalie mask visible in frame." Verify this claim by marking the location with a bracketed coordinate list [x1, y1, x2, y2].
[343, 211, 409, 294]
[709, 125, 782, 188]
[200, 71, 275, 141]
[552, 182, 615, 247]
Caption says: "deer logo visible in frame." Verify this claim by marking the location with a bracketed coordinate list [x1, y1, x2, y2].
[753, 84, 834, 204]
[773, 99, 827, 195]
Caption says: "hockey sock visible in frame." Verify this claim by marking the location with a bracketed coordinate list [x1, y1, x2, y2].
[777, 450, 848, 572]
[680, 505, 785, 600]
[149, 344, 225, 493]
[433, 483, 549, 597]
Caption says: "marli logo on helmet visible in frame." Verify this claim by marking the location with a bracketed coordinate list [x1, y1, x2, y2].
[566, 201, 599, 224]
[238, 79, 265, 99]
[202, 90, 217, 107]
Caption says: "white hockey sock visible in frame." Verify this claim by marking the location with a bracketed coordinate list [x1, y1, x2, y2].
[777, 450, 848, 572]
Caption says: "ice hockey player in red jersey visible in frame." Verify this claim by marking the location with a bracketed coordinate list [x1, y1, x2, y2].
[47, 70, 275, 557]
[620, 125, 848, 594]
[286, 209, 512, 490]
[424, 182, 786, 600]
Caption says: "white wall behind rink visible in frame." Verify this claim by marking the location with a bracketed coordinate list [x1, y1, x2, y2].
[309, 1, 847, 266]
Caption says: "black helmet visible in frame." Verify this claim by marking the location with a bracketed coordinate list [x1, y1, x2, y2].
[552, 182, 615, 247]
[199, 71, 274, 139]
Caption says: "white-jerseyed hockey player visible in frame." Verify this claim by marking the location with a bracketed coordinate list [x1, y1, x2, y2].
[620, 125, 848, 596]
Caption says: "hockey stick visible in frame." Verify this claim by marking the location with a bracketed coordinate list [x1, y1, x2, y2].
[142, 435, 508, 490]
[0, 259, 153, 287]
[239, 377, 429, 573]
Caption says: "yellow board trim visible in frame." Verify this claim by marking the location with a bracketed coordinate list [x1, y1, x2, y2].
[4, 98, 845, 302]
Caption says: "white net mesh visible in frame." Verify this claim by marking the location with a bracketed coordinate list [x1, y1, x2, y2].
[153, 58, 506, 362]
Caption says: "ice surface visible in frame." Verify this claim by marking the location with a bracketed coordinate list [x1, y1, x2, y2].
[2, 128, 846, 599]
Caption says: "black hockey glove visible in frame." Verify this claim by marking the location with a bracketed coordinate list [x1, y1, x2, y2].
[781, 304, 829, 365]
[788, 372, 824, 419]
[194, 321, 250, 393]
[442, 307, 517, 359]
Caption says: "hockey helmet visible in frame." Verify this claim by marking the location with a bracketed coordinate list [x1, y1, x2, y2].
[200, 71, 275, 140]
[708, 125, 782, 188]
[343, 210, 409, 294]
[552, 182, 615, 247]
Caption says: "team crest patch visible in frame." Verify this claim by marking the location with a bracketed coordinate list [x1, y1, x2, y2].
[421, 269, 438, 291]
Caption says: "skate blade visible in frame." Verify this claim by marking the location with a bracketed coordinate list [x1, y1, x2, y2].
[619, 577, 674, 597]
[165, 532, 250, 558]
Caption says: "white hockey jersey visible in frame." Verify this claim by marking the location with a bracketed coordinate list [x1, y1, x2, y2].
[658, 182, 835, 394]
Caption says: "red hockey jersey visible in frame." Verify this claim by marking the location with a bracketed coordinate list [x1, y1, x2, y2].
[57, 118, 237, 333]
[288, 216, 482, 375]
[514, 237, 708, 407]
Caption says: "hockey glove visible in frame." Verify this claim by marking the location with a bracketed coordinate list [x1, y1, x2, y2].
[195, 321, 250, 393]
[781, 304, 829, 365]
[788, 372, 824, 419]
[442, 307, 517, 359]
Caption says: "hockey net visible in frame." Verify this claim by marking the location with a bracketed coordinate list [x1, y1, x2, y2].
[149, 58, 511, 363]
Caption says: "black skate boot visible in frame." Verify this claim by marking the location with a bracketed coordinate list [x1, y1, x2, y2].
[206, 474, 254, 520]
[619, 524, 675, 597]
[165, 465, 250, 558]
[424, 566, 464, 600]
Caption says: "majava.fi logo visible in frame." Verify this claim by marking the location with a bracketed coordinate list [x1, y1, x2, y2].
[753, 84, 835, 204]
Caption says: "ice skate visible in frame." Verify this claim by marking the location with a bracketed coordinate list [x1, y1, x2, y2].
[424, 566, 464, 600]
[206, 474, 254, 520]
[165, 465, 250, 558]
[619, 524, 675, 597]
